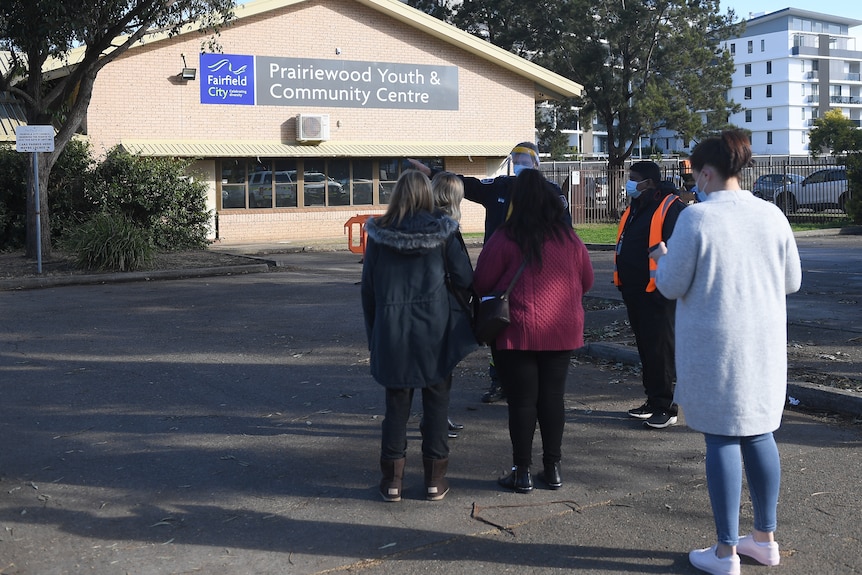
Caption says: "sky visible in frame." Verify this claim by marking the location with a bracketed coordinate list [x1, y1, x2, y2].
[719, 0, 862, 29]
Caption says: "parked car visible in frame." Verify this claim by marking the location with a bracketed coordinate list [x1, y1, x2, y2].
[752, 173, 804, 201]
[773, 167, 849, 213]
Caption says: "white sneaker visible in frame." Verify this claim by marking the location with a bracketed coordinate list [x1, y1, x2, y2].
[737, 534, 780, 566]
[689, 545, 741, 575]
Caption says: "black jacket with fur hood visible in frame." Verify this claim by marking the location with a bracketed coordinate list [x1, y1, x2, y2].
[361, 211, 478, 388]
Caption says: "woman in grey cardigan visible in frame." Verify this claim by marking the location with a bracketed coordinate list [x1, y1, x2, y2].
[650, 130, 802, 575]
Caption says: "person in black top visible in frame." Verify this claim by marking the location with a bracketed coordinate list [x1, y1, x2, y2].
[614, 161, 686, 429]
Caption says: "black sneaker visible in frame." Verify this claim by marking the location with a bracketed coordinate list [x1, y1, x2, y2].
[481, 383, 505, 403]
[627, 403, 653, 419]
[644, 410, 678, 429]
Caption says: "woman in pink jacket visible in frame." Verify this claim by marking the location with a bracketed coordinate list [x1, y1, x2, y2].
[473, 169, 594, 493]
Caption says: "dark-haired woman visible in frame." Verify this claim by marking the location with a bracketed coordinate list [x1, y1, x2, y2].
[362, 170, 478, 503]
[473, 168, 593, 493]
[650, 130, 802, 575]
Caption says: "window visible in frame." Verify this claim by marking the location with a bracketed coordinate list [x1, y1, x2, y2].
[766, 61, 772, 74]
[217, 157, 442, 210]
[745, 63, 752, 76]
[767, 131, 773, 145]
[730, 43, 736, 54]
[767, 108, 773, 121]
[744, 87, 752, 100]
[761, 39, 765, 52]
[766, 85, 772, 98]
[745, 110, 752, 122]
[747, 40, 753, 53]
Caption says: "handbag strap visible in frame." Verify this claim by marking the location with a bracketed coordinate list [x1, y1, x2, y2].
[442, 235, 474, 313]
[502, 258, 527, 298]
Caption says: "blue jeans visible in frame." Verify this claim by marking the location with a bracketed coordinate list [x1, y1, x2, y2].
[381, 376, 451, 460]
[704, 432, 781, 546]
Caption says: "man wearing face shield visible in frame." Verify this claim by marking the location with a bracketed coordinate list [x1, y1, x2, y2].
[409, 142, 571, 404]
[613, 161, 686, 429]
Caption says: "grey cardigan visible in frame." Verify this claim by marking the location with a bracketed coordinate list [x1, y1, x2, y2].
[654, 190, 802, 436]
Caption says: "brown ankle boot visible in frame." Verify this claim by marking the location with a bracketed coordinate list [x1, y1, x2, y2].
[379, 457, 405, 502]
[423, 457, 449, 501]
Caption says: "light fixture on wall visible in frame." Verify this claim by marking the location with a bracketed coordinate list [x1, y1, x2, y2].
[179, 54, 196, 80]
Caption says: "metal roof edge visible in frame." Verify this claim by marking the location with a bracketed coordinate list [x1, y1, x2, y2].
[119, 139, 515, 158]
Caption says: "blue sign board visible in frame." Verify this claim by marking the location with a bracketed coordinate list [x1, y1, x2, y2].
[199, 54, 458, 110]
[200, 54, 255, 106]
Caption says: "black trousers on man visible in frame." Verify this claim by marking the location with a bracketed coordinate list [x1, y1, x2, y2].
[621, 288, 677, 414]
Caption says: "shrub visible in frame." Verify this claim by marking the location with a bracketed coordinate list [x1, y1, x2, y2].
[64, 211, 153, 271]
[0, 139, 94, 250]
[88, 148, 211, 250]
[0, 145, 28, 250]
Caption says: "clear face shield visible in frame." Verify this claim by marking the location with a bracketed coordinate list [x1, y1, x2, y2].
[509, 146, 539, 176]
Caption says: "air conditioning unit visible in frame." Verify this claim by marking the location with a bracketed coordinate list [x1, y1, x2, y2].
[296, 114, 330, 142]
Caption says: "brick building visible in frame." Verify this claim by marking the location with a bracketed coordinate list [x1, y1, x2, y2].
[73, 0, 582, 243]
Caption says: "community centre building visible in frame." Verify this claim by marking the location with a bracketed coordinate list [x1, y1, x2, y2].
[60, 0, 583, 243]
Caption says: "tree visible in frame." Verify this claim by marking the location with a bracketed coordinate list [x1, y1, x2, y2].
[809, 109, 862, 224]
[808, 108, 862, 159]
[442, 0, 742, 169]
[0, 0, 234, 258]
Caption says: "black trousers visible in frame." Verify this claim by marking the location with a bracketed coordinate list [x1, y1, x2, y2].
[621, 288, 677, 414]
[494, 349, 571, 468]
[381, 375, 451, 460]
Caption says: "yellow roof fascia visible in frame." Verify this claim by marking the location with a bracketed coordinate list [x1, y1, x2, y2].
[119, 139, 516, 158]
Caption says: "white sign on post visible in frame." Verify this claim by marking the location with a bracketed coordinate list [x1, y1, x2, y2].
[15, 125, 55, 274]
[16, 125, 55, 152]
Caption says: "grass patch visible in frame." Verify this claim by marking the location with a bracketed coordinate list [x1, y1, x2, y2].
[788, 220, 853, 232]
[574, 224, 618, 245]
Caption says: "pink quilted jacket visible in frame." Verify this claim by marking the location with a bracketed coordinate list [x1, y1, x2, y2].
[473, 231, 594, 351]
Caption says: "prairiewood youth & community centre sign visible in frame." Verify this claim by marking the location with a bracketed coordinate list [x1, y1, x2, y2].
[200, 54, 458, 110]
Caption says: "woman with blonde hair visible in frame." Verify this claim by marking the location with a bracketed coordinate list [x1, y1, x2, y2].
[432, 171, 472, 438]
[362, 169, 477, 502]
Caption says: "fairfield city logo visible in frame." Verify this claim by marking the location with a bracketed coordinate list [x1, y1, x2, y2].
[200, 54, 255, 105]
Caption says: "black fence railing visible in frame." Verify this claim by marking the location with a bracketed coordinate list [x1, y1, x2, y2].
[540, 158, 852, 225]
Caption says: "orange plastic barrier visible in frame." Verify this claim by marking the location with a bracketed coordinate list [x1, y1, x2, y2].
[344, 214, 375, 255]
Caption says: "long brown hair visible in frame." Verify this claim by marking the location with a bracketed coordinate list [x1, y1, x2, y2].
[375, 170, 434, 228]
[501, 168, 572, 265]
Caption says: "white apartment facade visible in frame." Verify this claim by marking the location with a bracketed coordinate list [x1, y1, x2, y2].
[726, 8, 862, 155]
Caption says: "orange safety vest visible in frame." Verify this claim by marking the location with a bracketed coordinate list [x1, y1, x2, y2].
[614, 194, 680, 292]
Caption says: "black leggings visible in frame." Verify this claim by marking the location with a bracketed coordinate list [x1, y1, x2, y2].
[381, 375, 451, 460]
[494, 349, 571, 468]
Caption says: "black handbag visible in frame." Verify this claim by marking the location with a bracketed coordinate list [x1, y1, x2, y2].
[473, 259, 527, 345]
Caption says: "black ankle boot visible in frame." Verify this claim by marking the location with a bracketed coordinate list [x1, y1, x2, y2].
[497, 465, 533, 493]
[537, 461, 562, 490]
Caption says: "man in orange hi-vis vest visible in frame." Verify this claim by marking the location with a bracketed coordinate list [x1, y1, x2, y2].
[614, 161, 686, 429]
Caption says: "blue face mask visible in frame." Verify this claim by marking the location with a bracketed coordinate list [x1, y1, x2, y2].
[625, 180, 641, 198]
[513, 164, 528, 176]
[693, 185, 707, 203]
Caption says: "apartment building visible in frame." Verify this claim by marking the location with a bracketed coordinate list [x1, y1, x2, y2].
[726, 8, 862, 155]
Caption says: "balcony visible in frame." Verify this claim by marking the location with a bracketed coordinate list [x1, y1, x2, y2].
[830, 96, 862, 104]
[806, 71, 819, 80]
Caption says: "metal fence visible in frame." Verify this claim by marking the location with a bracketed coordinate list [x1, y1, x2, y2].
[540, 157, 852, 225]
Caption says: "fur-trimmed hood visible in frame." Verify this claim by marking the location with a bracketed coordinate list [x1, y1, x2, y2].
[364, 211, 459, 254]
